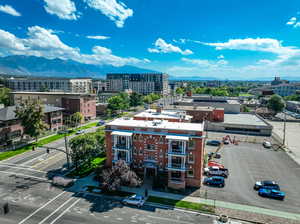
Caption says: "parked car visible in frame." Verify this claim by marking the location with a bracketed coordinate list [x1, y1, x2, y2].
[254, 180, 280, 190]
[208, 161, 224, 169]
[97, 120, 105, 126]
[206, 140, 221, 146]
[223, 139, 230, 145]
[122, 194, 145, 208]
[76, 130, 85, 135]
[203, 176, 225, 187]
[263, 141, 272, 148]
[208, 152, 221, 159]
[52, 176, 74, 187]
[204, 166, 229, 178]
[258, 188, 285, 200]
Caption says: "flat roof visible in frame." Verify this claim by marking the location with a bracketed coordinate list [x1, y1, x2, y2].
[223, 114, 268, 127]
[11, 91, 96, 96]
[107, 118, 203, 132]
[134, 109, 192, 120]
[165, 105, 224, 111]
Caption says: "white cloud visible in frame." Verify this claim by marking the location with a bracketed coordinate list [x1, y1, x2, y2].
[203, 38, 297, 56]
[86, 35, 110, 40]
[148, 38, 193, 55]
[83, 0, 133, 28]
[286, 17, 297, 25]
[217, 54, 224, 59]
[0, 5, 21, 17]
[43, 0, 79, 20]
[0, 26, 146, 67]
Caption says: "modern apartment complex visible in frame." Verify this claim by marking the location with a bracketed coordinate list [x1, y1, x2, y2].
[106, 73, 169, 95]
[105, 117, 205, 190]
[7, 78, 92, 93]
[10, 92, 96, 121]
[271, 83, 300, 97]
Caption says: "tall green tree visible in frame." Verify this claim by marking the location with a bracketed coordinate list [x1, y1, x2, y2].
[268, 94, 285, 114]
[175, 87, 185, 95]
[0, 87, 11, 106]
[71, 112, 84, 127]
[15, 99, 48, 142]
[69, 133, 99, 171]
[129, 92, 143, 107]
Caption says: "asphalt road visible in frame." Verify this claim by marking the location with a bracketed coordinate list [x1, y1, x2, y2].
[202, 142, 300, 214]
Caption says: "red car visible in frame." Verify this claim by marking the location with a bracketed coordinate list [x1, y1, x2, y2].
[208, 161, 224, 168]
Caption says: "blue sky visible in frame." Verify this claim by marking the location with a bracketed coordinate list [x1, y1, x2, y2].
[0, 0, 300, 79]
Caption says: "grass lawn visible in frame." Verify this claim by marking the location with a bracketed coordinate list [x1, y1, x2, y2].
[147, 196, 215, 214]
[0, 121, 98, 162]
[239, 93, 253, 97]
[67, 156, 106, 178]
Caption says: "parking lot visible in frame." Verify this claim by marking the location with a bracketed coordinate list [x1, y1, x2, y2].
[202, 141, 300, 214]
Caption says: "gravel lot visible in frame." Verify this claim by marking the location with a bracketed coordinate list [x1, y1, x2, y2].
[202, 142, 300, 214]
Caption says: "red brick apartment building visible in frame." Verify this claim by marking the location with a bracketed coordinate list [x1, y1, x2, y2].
[0, 105, 63, 147]
[105, 118, 205, 190]
[10, 92, 96, 121]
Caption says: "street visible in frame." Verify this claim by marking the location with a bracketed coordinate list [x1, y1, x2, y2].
[0, 124, 218, 224]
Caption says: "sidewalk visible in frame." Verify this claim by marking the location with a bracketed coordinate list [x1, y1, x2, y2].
[121, 186, 300, 221]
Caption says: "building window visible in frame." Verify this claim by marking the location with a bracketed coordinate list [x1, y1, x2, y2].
[133, 134, 138, 141]
[146, 144, 155, 151]
[171, 171, 181, 180]
[188, 139, 195, 149]
[188, 153, 194, 163]
[187, 169, 194, 178]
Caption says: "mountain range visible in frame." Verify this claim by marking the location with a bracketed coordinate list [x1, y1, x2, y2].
[0, 55, 157, 79]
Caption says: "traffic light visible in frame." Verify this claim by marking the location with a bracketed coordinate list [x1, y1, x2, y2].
[46, 149, 50, 154]
[32, 146, 35, 151]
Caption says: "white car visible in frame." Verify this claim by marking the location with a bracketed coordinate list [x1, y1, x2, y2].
[263, 141, 272, 148]
[122, 194, 145, 208]
[76, 130, 85, 135]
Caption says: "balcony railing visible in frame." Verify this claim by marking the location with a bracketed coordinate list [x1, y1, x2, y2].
[167, 163, 186, 171]
[113, 143, 131, 150]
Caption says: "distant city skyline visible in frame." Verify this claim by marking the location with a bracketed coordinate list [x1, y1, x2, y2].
[0, 0, 300, 79]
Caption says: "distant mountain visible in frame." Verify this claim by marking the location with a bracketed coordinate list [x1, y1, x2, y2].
[0, 55, 157, 79]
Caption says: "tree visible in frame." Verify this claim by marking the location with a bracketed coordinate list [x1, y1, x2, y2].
[175, 87, 185, 95]
[15, 99, 48, 142]
[102, 160, 141, 191]
[129, 92, 143, 107]
[267, 94, 285, 114]
[70, 112, 84, 127]
[108, 95, 124, 115]
[0, 87, 11, 106]
[69, 133, 100, 171]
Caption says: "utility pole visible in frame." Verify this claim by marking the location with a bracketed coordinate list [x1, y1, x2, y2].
[64, 131, 70, 169]
[283, 111, 286, 146]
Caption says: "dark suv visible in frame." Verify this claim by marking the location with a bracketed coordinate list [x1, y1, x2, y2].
[254, 180, 280, 190]
[203, 176, 225, 187]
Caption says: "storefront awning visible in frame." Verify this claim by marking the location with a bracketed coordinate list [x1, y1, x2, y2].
[166, 135, 189, 141]
[111, 131, 133, 137]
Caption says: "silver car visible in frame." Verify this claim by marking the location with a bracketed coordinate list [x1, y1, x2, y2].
[122, 195, 145, 208]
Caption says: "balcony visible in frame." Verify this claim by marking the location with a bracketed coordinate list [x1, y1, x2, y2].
[168, 147, 186, 156]
[167, 163, 186, 171]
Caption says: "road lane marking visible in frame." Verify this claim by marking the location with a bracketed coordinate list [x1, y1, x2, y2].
[32, 152, 64, 169]
[147, 215, 192, 224]
[18, 191, 66, 224]
[38, 197, 74, 224]
[0, 170, 48, 181]
[0, 164, 47, 173]
[0, 162, 32, 168]
[21, 152, 50, 166]
[50, 198, 81, 224]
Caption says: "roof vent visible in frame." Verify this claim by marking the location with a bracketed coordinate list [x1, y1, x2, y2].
[152, 119, 162, 126]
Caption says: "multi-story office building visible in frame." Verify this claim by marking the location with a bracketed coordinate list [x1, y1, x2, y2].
[8, 78, 92, 93]
[106, 73, 169, 95]
[105, 117, 205, 190]
[10, 92, 96, 121]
